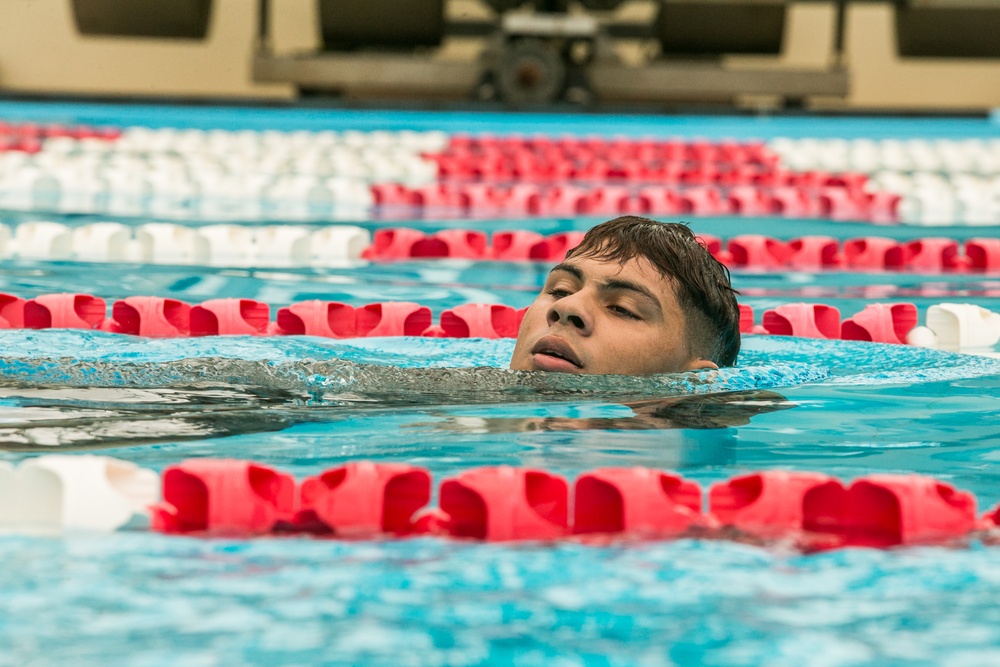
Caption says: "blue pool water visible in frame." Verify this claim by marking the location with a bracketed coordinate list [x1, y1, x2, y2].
[0, 103, 999, 665]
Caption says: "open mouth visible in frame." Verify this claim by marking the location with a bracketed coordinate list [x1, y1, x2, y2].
[531, 338, 583, 369]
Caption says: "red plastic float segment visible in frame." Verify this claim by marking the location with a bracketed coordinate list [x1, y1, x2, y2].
[151, 459, 296, 535]
[537, 185, 588, 216]
[491, 230, 547, 260]
[727, 235, 790, 269]
[578, 186, 632, 215]
[370, 183, 415, 207]
[571, 158, 612, 181]
[276, 300, 356, 338]
[840, 303, 918, 344]
[458, 183, 502, 210]
[786, 170, 829, 189]
[825, 171, 869, 194]
[645, 162, 684, 184]
[786, 236, 841, 269]
[636, 186, 682, 215]
[298, 462, 432, 536]
[802, 474, 978, 548]
[865, 191, 902, 223]
[678, 186, 726, 216]
[439, 303, 521, 338]
[23, 293, 107, 330]
[709, 470, 835, 537]
[727, 186, 771, 216]
[768, 186, 818, 217]
[680, 163, 719, 186]
[412, 229, 488, 259]
[761, 303, 841, 339]
[362, 227, 426, 259]
[0, 293, 26, 328]
[817, 187, 868, 221]
[355, 302, 433, 337]
[843, 237, 901, 269]
[980, 502, 1000, 530]
[537, 231, 586, 262]
[497, 183, 542, 214]
[363, 228, 488, 260]
[884, 238, 960, 271]
[965, 238, 1000, 272]
[190, 298, 272, 336]
[408, 183, 465, 209]
[738, 304, 754, 334]
[106, 297, 192, 337]
[696, 233, 722, 256]
[437, 466, 569, 541]
[573, 467, 703, 537]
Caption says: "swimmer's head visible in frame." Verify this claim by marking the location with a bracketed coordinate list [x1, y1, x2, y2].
[509, 216, 741, 375]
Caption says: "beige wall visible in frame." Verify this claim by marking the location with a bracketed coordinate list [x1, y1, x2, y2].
[0, 0, 298, 99]
[1, 0, 999, 111]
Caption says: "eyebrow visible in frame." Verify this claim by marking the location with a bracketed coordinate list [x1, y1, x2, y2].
[549, 262, 663, 315]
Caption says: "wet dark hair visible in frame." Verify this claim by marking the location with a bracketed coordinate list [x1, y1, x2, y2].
[565, 216, 741, 367]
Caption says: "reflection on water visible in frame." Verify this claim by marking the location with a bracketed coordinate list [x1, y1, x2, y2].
[416, 390, 793, 434]
[0, 383, 305, 451]
[0, 356, 809, 452]
[0, 335, 995, 456]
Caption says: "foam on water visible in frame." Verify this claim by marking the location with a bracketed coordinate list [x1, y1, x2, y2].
[0, 332, 996, 404]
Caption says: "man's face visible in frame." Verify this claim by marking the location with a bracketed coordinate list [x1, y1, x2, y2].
[509, 253, 719, 375]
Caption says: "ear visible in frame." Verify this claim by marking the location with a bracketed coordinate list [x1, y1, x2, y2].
[684, 357, 718, 371]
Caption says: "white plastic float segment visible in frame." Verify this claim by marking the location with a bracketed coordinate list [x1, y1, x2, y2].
[71, 222, 133, 262]
[926, 303, 1000, 350]
[199, 224, 256, 266]
[135, 222, 209, 265]
[0, 456, 159, 532]
[307, 226, 371, 263]
[252, 225, 312, 266]
[11, 221, 73, 260]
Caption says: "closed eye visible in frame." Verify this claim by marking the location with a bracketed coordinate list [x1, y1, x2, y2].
[547, 288, 572, 298]
[610, 305, 640, 320]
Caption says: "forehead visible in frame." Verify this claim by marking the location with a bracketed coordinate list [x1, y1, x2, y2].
[553, 252, 681, 303]
[557, 251, 669, 283]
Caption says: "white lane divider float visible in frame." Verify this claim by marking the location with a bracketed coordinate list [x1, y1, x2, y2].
[925, 303, 1000, 350]
[0, 222, 371, 267]
[0, 456, 159, 532]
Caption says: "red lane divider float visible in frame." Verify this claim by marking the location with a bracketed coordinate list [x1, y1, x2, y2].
[276, 300, 356, 338]
[144, 460, 992, 549]
[0, 121, 122, 154]
[24, 293, 107, 329]
[840, 303, 918, 344]
[151, 459, 297, 535]
[104, 296, 192, 337]
[708, 471, 977, 549]
[573, 467, 703, 538]
[355, 302, 433, 337]
[358, 228, 999, 274]
[436, 304, 521, 339]
[2, 291, 994, 347]
[371, 182, 896, 222]
[0, 293, 26, 328]
[436, 467, 569, 541]
[189, 298, 275, 336]
[298, 462, 432, 537]
[761, 303, 842, 339]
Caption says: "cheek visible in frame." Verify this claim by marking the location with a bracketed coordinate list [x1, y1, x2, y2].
[516, 301, 547, 337]
[512, 301, 546, 355]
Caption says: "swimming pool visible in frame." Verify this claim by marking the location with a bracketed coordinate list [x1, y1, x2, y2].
[0, 102, 999, 665]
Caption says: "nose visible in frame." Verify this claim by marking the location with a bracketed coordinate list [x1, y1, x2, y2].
[546, 291, 594, 335]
